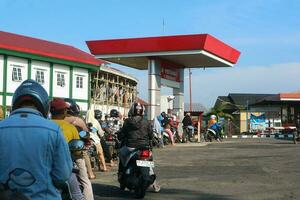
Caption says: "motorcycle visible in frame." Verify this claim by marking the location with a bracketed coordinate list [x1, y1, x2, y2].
[204, 126, 222, 142]
[171, 127, 181, 143]
[81, 127, 101, 171]
[102, 119, 121, 161]
[104, 131, 120, 161]
[182, 126, 196, 143]
[118, 147, 156, 199]
[151, 130, 161, 147]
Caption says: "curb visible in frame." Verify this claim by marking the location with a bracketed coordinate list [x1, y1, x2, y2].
[228, 134, 294, 139]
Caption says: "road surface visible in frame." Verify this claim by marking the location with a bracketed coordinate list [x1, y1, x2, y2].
[92, 138, 300, 200]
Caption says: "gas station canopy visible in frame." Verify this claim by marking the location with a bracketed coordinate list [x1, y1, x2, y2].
[86, 34, 240, 69]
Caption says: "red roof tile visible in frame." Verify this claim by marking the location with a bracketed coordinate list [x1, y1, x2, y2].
[0, 31, 104, 66]
[280, 93, 300, 99]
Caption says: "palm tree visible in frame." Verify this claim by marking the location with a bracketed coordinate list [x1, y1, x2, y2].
[206, 101, 235, 120]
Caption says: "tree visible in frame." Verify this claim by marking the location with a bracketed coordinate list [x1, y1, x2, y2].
[206, 101, 234, 120]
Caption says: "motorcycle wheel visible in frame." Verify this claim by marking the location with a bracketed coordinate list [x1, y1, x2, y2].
[293, 132, 298, 144]
[120, 183, 126, 191]
[134, 183, 146, 199]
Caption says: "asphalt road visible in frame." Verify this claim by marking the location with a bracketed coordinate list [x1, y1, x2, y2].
[92, 138, 300, 200]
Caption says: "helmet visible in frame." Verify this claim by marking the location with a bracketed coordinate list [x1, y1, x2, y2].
[94, 109, 102, 120]
[64, 98, 80, 116]
[12, 79, 49, 118]
[130, 102, 145, 117]
[161, 112, 167, 118]
[50, 98, 68, 115]
[210, 115, 217, 119]
[79, 131, 90, 141]
[157, 115, 164, 122]
[68, 139, 85, 157]
[110, 109, 119, 118]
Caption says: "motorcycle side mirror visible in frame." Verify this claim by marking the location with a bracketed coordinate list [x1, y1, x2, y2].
[79, 131, 88, 138]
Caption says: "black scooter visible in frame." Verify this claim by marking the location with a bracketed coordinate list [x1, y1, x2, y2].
[118, 147, 156, 199]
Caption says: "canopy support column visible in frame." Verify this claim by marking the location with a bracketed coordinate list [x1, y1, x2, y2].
[148, 58, 161, 120]
[173, 68, 184, 122]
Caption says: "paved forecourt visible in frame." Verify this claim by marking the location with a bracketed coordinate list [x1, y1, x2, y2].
[92, 138, 300, 200]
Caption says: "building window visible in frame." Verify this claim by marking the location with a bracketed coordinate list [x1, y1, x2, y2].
[35, 70, 45, 85]
[57, 73, 65, 87]
[12, 66, 22, 82]
[76, 76, 83, 88]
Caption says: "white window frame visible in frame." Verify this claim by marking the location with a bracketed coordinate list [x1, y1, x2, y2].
[57, 72, 66, 87]
[76, 76, 83, 89]
[12, 65, 23, 82]
[35, 69, 45, 85]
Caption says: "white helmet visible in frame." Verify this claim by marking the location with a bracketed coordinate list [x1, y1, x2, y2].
[210, 115, 216, 119]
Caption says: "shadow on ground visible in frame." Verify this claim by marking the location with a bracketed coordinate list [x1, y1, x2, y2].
[93, 183, 237, 200]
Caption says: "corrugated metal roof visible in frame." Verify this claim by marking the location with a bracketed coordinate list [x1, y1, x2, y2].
[184, 103, 207, 112]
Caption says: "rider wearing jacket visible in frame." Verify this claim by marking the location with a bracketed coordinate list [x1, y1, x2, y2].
[118, 102, 153, 148]
[118, 102, 160, 192]
[0, 79, 72, 200]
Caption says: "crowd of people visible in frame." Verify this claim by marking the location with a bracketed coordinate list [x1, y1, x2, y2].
[0, 79, 162, 200]
[0, 79, 223, 200]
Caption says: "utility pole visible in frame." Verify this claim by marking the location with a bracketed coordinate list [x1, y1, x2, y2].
[162, 18, 165, 35]
[246, 100, 249, 132]
[189, 68, 192, 112]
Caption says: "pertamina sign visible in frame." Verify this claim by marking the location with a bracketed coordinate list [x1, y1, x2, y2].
[160, 60, 180, 82]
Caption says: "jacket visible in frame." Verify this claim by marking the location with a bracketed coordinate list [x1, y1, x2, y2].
[118, 116, 153, 148]
[0, 108, 72, 200]
[182, 116, 193, 127]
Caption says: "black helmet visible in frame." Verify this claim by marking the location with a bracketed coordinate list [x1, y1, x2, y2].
[94, 109, 102, 120]
[12, 79, 49, 118]
[161, 112, 167, 118]
[130, 102, 144, 117]
[110, 109, 119, 118]
[64, 98, 80, 116]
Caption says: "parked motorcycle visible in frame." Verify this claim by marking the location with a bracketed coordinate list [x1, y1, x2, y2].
[151, 130, 161, 147]
[118, 147, 156, 199]
[171, 127, 181, 143]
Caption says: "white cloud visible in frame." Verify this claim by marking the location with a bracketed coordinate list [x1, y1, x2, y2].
[187, 62, 300, 108]
[135, 62, 300, 110]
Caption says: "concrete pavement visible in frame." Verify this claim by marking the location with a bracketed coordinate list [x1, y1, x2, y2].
[92, 138, 300, 199]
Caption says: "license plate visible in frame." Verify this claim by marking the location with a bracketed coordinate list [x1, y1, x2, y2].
[136, 160, 155, 168]
[106, 141, 115, 146]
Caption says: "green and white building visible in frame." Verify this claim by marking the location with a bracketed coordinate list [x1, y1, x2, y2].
[0, 31, 103, 117]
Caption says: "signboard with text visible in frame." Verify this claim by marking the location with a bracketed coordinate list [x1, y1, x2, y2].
[160, 60, 181, 82]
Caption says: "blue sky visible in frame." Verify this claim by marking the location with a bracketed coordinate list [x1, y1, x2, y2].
[1, 0, 300, 108]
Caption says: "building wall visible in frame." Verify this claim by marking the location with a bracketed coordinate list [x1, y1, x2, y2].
[31, 60, 50, 94]
[0, 55, 3, 93]
[77, 102, 88, 113]
[72, 68, 88, 100]
[6, 56, 28, 94]
[0, 54, 91, 117]
[53, 64, 70, 98]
